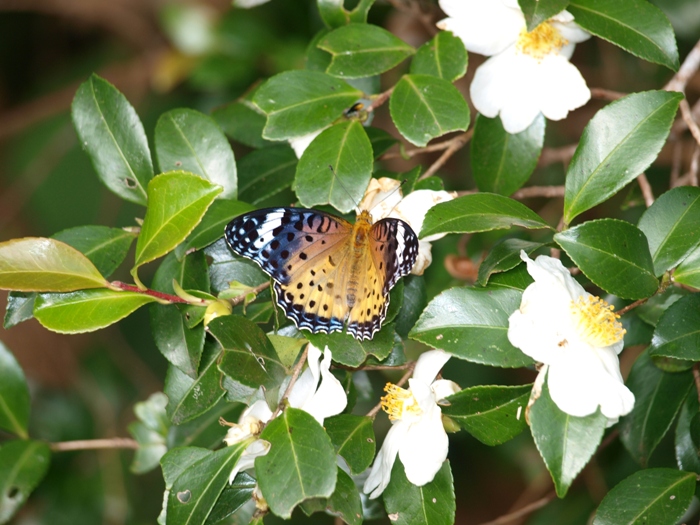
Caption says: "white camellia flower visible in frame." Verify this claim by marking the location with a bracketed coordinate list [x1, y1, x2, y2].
[437, 0, 591, 134]
[359, 177, 455, 275]
[223, 343, 347, 483]
[289, 128, 325, 159]
[363, 349, 460, 499]
[234, 0, 271, 8]
[507, 252, 635, 424]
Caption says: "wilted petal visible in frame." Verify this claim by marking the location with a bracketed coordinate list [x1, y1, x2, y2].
[228, 439, 271, 484]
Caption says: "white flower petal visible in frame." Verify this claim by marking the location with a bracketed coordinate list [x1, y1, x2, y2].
[299, 348, 347, 424]
[234, 0, 270, 7]
[228, 439, 271, 484]
[359, 177, 403, 218]
[553, 17, 591, 44]
[432, 379, 461, 401]
[412, 349, 451, 385]
[289, 128, 324, 159]
[391, 190, 454, 241]
[287, 343, 323, 410]
[398, 406, 449, 486]
[508, 308, 567, 363]
[536, 55, 590, 121]
[363, 421, 411, 499]
[437, 0, 524, 56]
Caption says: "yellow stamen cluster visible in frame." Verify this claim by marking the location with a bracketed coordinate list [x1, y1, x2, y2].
[516, 21, 567, 60]
[381, 383, 423, 421]
[570, 295, 626, 347]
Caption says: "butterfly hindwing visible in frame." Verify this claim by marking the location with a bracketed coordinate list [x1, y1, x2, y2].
[370, 217, 419, 295]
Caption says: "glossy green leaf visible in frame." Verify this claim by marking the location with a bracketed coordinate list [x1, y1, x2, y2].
[213, 97, 272, 149]
[165, 342, 224, 425]
[390, 74, 469, 147]
[410, 30, 467, 82]
[471, 113, 545, 196]
[568, 0, 679, 71]
[167, 440, 249, 524]
[395, 275, 427, 338]
[563, 91, 682, 224]
[649, 294, 700, 361]
[253, 70, 363, 141]
[619, 349, 693, 466]
[256, 408, 337, 519]
[675, 389, 700, 474]
[489, 263, 534, 291]
[133, 171, 222, 271]
[324, 414, 375, 474]
[519, 0, 570, 30]
[318, 23, 414, 78]
[155, 108, 237, 200]
[210, 315, 288, 403]
[71, 74, 153, 205]
[53, 225, 136, 278]
[410, 286, 533, 368]
[34, 289, 158, 334]
[176, 199, 254, 258]
[129, 393, 169, 474]
[366, 126, 398, 159]
[638, 186, 700, 276]
[205, 238, 268, 295]
[0, 440, 51, 524]
[295, 121, 372, 213]
[318, 0, 374, 28]
[554, 219, 658, 299]
[150, 251, 209, 376]
[476, 238, 544, 286]
[3, 293, 35, 329]
[593, 469, 695, 525]
[205, 472, 256, 525]
[307, 324, 395, 367]
[529, 380, 607, 497]
[0, 342, 30, 439]
[237, 145, 298, 205]
[421, 194, 550, 238]
[674, 242, 700, 289]
[636, 286, 688, 327]
[442, 384, 531, 446]
[325, 468, 362, 525]
[0, 238, 107, 292]
[383, 460, 455, 525]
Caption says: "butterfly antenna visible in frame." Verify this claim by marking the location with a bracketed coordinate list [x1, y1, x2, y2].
[368, 178, 407, 217]
[328, 165, 362, 213]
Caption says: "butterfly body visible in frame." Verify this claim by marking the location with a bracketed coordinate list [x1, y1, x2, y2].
[225, 207, 418, 340]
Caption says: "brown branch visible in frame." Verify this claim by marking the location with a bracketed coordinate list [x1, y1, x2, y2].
[617, 298, 649, 316]
[269, 345, 310, 421]
[418, 130, 473, 181]
[689, 144, 700, 187]
[537, 144, 578, 168]
[511, 186, 565, 199]
[589, 87, 627, 101]
[693, 364, 700, 405]
[366, 361, 417, 418]
[381, 139, 456, 160]
[230, 281, 271, 307]
[367, 86, 395, 113]
[679, 99, 700, 147]
[334, 362, 415, 371]
[50, 437, 139, 452]
[636, 173, 654, 207]
[664, 37, 700, 92]
[475, 493, 556, 525]
[110, 281, 198, 304]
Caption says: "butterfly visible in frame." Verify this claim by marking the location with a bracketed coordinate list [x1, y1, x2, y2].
[225, 207, 419, 340]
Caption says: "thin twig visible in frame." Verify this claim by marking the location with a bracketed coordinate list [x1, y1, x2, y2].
[689, 144, 700, 186]
[475, 493, 556, 525]
[381, 139, 456, 160]
[511, 186, 565, 199]
[589, 87, 627, 101]
[334, 362, 415, 371]
[366, 361, 417, 418]
[679, 99, 700, 147]
[537, 144, 578, 168]
[693, 364, 700, 405]
[230, 282, 271, 307]
[110, 281, 199, 305]
[670, 141, 683, 187]
[269, 345, 310, 421]
[617, 298, 649, 317]
[50, 438, 139, 452]
[636, 173, 654, 207]
[418, 130, 473, 181]
[664, 37, 700, 92]
[367, 86, 395, 113]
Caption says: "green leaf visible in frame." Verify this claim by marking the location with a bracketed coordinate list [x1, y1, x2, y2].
[649, 294, 700, 361]
[442, 384, 531, 446]
[213, 97, 272, 149]
[638, 186, 700, 276]
[3, 293, 35, 329]
[410, 286, 533, 368]
[519, 0, 570, 31]
[253, 70, 363, 141]
[205, 238, 268, 295]
[209, 315, 288, 403]
[593, 469, 695, 525]
[675, 389, 700, 474]
[674, 242, 700, 289]
[390, 74, 469, 147]
[0, 342, 30, 439]
[176, 199, 254, 257]
[366, 126, 398, 159]
[476, 238, 544, 286]
[167, 441, 249, 525]
[529, 380, 607, 498]
[636, 286, 688, 327]
[318, 23, 414, 78]
[383, 460, 455, 525]
[133, 171, 222, 271]
[71, 74, 153, 205]
[295, 121, 372, 213]
[53, 225, 136, 278]
[410, 30, 467, 82]
[489, 263, 534, 291]
[307, 326, 395, 367]
[129, 393, 169, 474]
[318, 0, 375, 28]
[155, 108, 237, 200]
[0, 440, 51, 524]
[568, 0, 679, 71]
[205, 472, 256, 525]
[471, 113, 545, 196]
[165, 342, 225, 425]
[324, 414, 375, 474]
[395, 275, 427, 338]
[238, 145, 298, 205]
[619, 349, 693, 466]
[0, 238, 107, 292]
[34, 289, 158, 334]
[326, 468, 363, 525]
[563, 91, 682, 225]
[421, 194, 550, 238]
[256, 408, 337, 519]
[554, 219, 658, 299]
